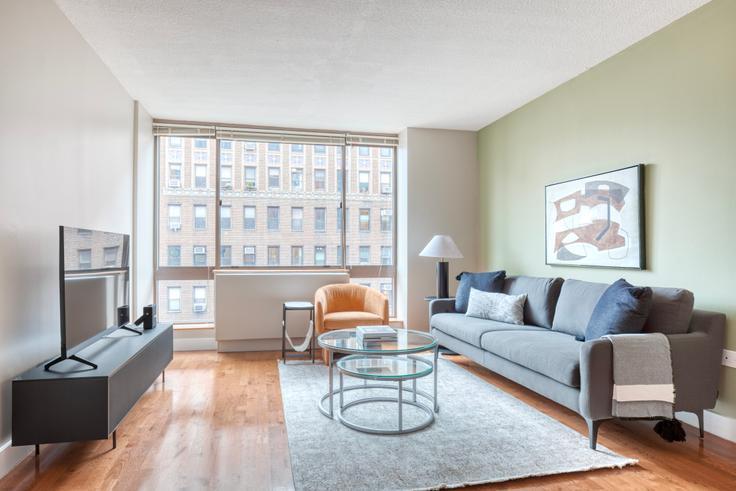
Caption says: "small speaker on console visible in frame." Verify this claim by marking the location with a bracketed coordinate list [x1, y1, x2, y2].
[117, 305, 130, 326]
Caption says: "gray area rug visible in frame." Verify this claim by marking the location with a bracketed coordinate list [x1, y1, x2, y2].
[279, 357, 637, 490]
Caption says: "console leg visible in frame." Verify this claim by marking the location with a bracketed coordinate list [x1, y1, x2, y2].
[35, 444, 39, 456]
[112, 430, 116, 449]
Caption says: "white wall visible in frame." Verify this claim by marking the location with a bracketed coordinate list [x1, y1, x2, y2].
[396, 128, 479, 330]
[0, 0, 137, 474]
[133, 102, 154, 318]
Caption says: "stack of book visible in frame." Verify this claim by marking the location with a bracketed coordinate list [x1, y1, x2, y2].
[356, 325, 397, 346]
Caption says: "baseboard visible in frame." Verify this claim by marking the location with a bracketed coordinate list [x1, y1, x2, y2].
[217, 338, 308, 352]
[0, 440, 32, 481]
[676, 410, 736, 443]
[173, 337, 217, 351]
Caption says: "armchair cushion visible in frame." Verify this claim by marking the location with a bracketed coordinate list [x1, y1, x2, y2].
[323, 311, 385, 330]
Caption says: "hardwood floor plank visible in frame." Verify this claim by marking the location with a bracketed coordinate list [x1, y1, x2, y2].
[0, 351, 733, 490]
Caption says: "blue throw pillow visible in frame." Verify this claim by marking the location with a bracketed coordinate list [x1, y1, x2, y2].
[454, 271, 506, 313]
[584, 279, 653, 341]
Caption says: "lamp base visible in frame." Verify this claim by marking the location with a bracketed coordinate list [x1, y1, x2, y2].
[436, 261, 449, 299]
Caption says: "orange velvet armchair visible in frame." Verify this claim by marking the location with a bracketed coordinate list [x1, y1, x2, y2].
[315, 283, 389, 363]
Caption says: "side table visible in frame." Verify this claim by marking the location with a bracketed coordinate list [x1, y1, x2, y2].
[282, 301, 315, 363]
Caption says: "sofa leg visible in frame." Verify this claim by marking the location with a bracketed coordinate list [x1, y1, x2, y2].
[695, 409, 705, 439]
[587, 419, 602, 450]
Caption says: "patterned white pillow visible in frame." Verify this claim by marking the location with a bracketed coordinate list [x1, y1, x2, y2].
[465, 288, 527, 325]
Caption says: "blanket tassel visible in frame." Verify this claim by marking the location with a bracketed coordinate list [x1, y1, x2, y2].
[653, 418, 686, 442]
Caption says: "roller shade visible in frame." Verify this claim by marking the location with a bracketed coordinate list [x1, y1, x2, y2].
[216, 127, 345, 146]
[153, 123, 216, 138]
[346, 134, 399, 147]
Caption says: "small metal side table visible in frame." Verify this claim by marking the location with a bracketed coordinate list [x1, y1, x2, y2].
[282, 301, 315, 364]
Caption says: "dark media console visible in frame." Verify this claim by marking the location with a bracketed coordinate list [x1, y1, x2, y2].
[12, 324, 173, 454]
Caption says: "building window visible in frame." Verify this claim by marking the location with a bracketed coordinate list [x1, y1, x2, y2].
[244, 142, 256, 152]
[243, 206, 256, 230]
[169, 137, 182, 148]
[221, 165, 232, 190]
[380, 282, 393, 306]
[194, 139, 208, 149]
[358, 146, 370, 157]
[381, 246, 392, 265]
[244, 166, 257, 190]
[359, 208, 370, 232]
[244, 153, 256, 163]
[291, 207, 304, 232]
[314, 169, 326, 191]
[336, 169, 344, 193]
[291, 246, 304, 266]
[220, 140, 232, 150]
[193, 246, 207, 266]
[314, 145, 326, 154]
[267, 246, 280, 266]
[291, 144, 304, 153]
[359, 246, 370, 265]
[193, 286, 207, 313]
[221, 205, 231, 230]
[337, 207, 349, 231]
[243, 246, 256, 265]
[268, 167, 280, 189]
[169, 163, 182, 188]
[103, 246, 119, 267]
[268, 142, 281, 152]
[380, 147, 392, 158]
[78, 249, 91, 269]
[168, 204, 181, 231]
[380, 172, 391, 194]
[291, 168, 304, 191]
[314, 207, 326, 232]
[314, 246, 326, 266]
[167, 245, 181, 266]
[267, 154, 281, 164]
[221, 245, 232, 266]
[380, 208, 392, 232]
[194, 164, 207, 188]
[268, 206, 280, 231]
[167, 287, 181, 312]
[359, 171, 370, 193]
[194, 205, 207, 230]
[337, 245, 348, 265]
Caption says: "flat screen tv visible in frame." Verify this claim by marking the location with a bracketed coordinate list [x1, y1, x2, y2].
[45, 226, 131, 370]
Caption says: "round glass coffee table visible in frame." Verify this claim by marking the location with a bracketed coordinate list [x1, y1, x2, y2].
[317, 329, 439, 435]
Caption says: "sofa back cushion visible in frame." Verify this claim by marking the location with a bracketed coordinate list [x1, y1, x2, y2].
[503, 276, 563, 328]
[584, 279, 653, 340]
[454, 271, 506, 313]
[643, 287, 694, 334]
[552, 279, 608, 338]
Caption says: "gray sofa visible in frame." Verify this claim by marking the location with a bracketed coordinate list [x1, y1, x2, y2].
[429, 275, 725, 449]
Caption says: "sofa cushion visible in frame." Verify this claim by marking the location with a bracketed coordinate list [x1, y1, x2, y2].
[480, 330, 582, 387]
[466, 289, 527, 325]
[585, 279, 653, 340]
[503, 276, 564, 328]
[431, 313, 545, 347]
[643, 287, 694, 334]
[323, 311, 384, 330]
[552, 279, 608, 338]
[455, 271, 506, 313]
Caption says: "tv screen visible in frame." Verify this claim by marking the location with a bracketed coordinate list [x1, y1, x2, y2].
[60, 226, 130, 355]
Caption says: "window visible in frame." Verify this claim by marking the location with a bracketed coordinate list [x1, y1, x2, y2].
[380, 208, 392, 232]
[194, 139, 208, 149]
[221, 245, 231, 266]
[193, 286, 207, 313]
[243, 206, 256, 230]
[194, 164, 207, 188]
[221, 205, 231, 230]
[167, 287, 181, 312]
[244, 153, 256, 163]
[337, 245, 348, 265]
[359, 208, 371, 232]
[314, 246, 326, 266]
[267, 246, 280, 266]
[381, 246, 392, 265]
[194, 205, 207, 230]
[268, 206, 280, 230]
[291, 246, 303, 266]
[314, 169, 326, 191]
[359, 171, 370, 193]
[243, 246, 256, 265]
[167, 246, 181, 266]
[169, 163, 182, 188]
[244, 166, 257, 190]
[291, 207, 303, 231]
[359, 246, 370, 265]
[267, 154, 281, 165]
[168, 204, 181, 231]
[314, 145, 326, 154]
[268, 142, 281, 152]
[169, 137, 182, 148]
[291, 168, 303, 191]
[78, 228, 92, 236]
[358, 146, 370, 157]
[193, 246, 207, 266]
[291, 144, 304, 153]
[380, 282, 393, 308]
[268, 167, 280, 189]
[221, 165, 232, 190]
[336, 168, 344, 193]
[380, 172, 391, 194]
[103, 246, 119, 267]
[244, 142, 256, 152]
[314, 207, 326, 232]
[337, 207, 348, 231]
[380, 147, 392, 158]
[78, 249, 91, 269]
[220, 140, 232, 151]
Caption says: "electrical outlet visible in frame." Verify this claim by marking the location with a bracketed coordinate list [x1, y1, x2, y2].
[723, 349, 736, 368]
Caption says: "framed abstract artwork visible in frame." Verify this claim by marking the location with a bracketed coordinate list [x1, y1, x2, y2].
[545, 164, 645, 269]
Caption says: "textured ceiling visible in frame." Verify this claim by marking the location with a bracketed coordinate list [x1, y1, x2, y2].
[55, 0, 709, 132]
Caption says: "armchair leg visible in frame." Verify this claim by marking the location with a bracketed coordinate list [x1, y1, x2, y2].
[695, 409, 705, 439]
[586, 419, 603, 450]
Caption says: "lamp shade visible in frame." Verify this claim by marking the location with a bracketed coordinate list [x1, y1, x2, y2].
[419, 235, 463, 259]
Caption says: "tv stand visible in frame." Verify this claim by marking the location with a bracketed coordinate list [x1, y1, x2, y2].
[44, 354, 97, 371]
[13, 324, 172, 453]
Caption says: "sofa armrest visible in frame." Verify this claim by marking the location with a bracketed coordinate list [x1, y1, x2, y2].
[668, 309, 725, 411]
[579, 339, 613, 421]
[429, 298, 456, 319]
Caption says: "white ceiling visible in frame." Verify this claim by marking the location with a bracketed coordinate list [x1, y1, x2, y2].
[55, 0, 708, 133]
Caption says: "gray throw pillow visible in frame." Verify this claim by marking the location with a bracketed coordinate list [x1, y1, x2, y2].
[465, 288, 527, 325]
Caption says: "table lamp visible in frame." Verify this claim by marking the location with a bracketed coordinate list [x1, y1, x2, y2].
[419, 235, 463, 298]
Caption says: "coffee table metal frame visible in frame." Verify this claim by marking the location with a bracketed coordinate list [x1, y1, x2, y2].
[317, 329, 439, 435]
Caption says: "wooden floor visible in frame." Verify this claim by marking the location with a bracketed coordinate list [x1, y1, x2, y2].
[1, 351, 734, 490]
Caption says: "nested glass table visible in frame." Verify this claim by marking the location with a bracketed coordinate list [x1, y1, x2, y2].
[317, 329, 439, 435]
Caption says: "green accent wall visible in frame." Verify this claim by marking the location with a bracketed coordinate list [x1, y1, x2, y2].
[478, 0, 736, 417]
